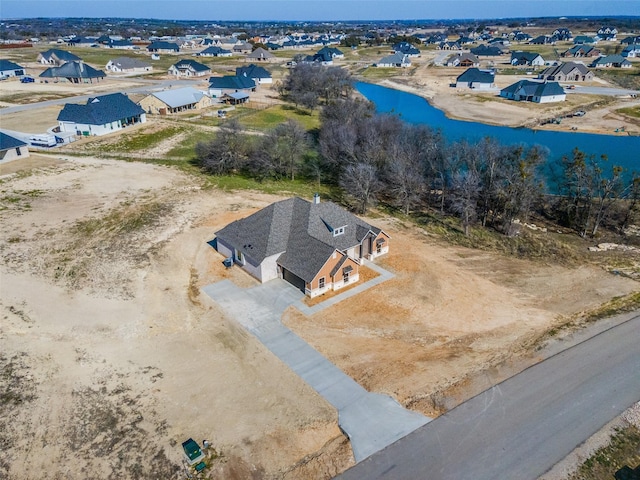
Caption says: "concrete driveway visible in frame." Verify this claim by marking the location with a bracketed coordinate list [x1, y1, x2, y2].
[202, 272, 430, 462]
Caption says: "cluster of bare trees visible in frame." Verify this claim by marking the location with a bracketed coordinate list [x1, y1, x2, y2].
[196, 63, 640, 239]
[278, 62, 353, 110]
[317, 98, 546, 236]
[196, 118, 311, 181]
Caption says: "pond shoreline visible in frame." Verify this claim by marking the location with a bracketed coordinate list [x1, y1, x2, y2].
[359, 77, 639, 138]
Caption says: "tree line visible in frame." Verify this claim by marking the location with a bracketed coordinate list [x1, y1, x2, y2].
[197, 65, 640, 239]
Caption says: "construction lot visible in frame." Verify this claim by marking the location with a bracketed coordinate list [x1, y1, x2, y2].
[1, 154, 637, 478]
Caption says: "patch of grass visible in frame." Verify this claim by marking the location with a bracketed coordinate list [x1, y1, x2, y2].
[235, 104, 320, 131]
[72, 201, 170, 237]
[569, 425, 640, 480]
[617, 106, 640, 119]
[360, 66, 405, 78]
[104, 125, 186, 152]
[164, 130, 212, 160]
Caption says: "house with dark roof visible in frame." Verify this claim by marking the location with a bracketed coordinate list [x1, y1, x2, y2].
[246, 47, 275, 62]
[375, 52, 411, 68]
[591, 55, 632, 69]
[573, 36, 597, 45]
[168, 59, 211, 77]
[40, 61, 105, 84]
[437, 41, 461, 50]
[530, 35, 555, 45]
[208, 75, 256, 99]
[198, 46, 233, 57]
[233, 42, 253, 54]
[553, 28, 573, 41]
[108, 39, 135, 50]
[105, 57, 152, 73]
[621, 36, 640, 45]
[57, 93, 146, 136]
[470, 44, 505, 57]
[445, 52, 480, 67]
[147, 41, 179, 53]
[0, 60, 26, 77]
[0, 132, 29, 163]
[539, 62, 594, 82]
[236, 64, 272, 84]
[138, 87, 211, 114]
[213, 195, 390, 297]
[455, 68, 495, 90]
[392, 42, 420, 56]
[622, 44, 640, 58]
[510, 51, 545, 67]
[37, 49, 81, 66]
[597, 26, 618, 41]
[500, 80, 565, 103]
[562, 45, 601, 58]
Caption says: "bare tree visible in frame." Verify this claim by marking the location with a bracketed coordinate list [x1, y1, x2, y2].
[196, 118, 248, 175]
[340, 162, 382, 213]
[450, 170, 481, 235]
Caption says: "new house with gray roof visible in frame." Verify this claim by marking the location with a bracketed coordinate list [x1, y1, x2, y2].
[500, 80, 566, 103]
[37, 49, 81, 66]
[213, 195, 389, 297]
[0, 132, 29, 163]
[455, 68, 495, 90]
[40, 61, 105, 84]
[105, 57, 152, 73]
[0, 59, 25, 77]
[57, 92, 146, 136]
[539, 62, 594, 82]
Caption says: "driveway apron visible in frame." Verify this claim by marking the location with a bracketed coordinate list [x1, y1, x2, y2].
[202, 278, 430, 462]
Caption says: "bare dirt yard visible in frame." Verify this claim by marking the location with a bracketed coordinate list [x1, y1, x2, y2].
[1, 154, 638, 479]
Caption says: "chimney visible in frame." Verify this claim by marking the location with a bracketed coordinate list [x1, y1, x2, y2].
[313, 193, 320, 204]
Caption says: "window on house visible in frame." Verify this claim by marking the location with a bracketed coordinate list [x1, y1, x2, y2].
[16, 148, 21, 156]
[343, 271, 350, 284]
[319, 277, 325, 289]
[333, 226, 345, 236]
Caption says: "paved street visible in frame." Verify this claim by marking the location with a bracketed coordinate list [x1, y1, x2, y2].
[337, 314, 640, 479]
[202, 272, 429, 462]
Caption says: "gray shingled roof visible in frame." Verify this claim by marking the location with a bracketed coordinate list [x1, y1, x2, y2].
[456, 67, 495, 83]
[0, 59, 24, 71]
[39, 49, 81, 62]
[40, 61, 105, 79]
[502, 79, 565, 98]
[171, 59, 210, 72]
[236, 64, 271, 79]
[215, 197, 382, 282]
[208, 75, 255, 90]
[57, 93, 144, 125]
[541, 62, 591, 77]
[108, 57, 151, 70]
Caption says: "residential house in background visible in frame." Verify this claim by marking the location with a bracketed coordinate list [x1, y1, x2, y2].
[455, 68, 495, 90]
[552, 28, 573, 41]
[573, 35, 597, 45]
[470, 44, 505, 56]
[0, 60, 25, 77]
[500, 80, 566, 103]
[510, 51, 545, 67]
[37, 49, 81, 66]
[40, 61, 105, 83]
[213, 195, 390, 298]
[57, 93, 146, 136]
[539, 62, 594, 82]
[530, 35, 555, 45]
[0, 132, 30, 163]
[197, 46, 233, 57]
[620, 36, 640, 45]
[562, 45, 601, 58]
[622, 44, 640, 58]
[208, 75, 256, 99]
[108, 39, 136, 50]
[147, 41, 179, 53]
[375, 52, 411, 68]
[236, 64, 272, 84]
[139, 87, 211, 115]
[445, 52, 480, 67]
[233, 42, 253, 54]
[591, 55, 632, 69]
[246, 47, 276, 62]
[392, 42, 420, 56]
[105, 57, 152, 73]
[437, 41, 461, 50]
[168, 59, 211, 77]
[597, 26, 618, 41]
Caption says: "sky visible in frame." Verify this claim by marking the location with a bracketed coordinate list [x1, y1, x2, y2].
[1, 0, 639, 21]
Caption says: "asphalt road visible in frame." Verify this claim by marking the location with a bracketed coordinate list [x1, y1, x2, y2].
[337, 314, 640, 480]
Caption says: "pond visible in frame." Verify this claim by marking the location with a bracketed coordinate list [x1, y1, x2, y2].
[356, 82, 640, 180]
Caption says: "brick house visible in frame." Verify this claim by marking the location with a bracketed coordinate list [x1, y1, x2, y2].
[213, 195, 390, 297]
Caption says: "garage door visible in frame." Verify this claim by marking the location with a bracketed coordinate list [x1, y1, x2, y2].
[282, 268, 305, 293]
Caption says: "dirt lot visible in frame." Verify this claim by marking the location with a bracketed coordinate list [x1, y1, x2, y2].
[1, 154, 638, 478]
